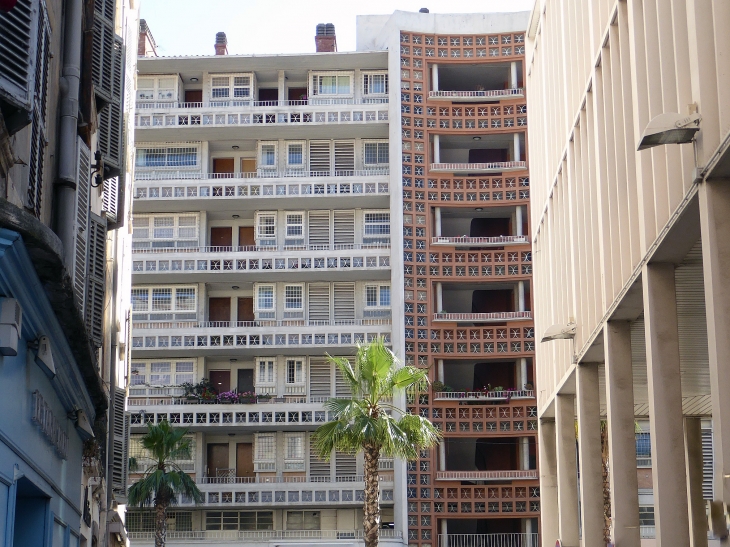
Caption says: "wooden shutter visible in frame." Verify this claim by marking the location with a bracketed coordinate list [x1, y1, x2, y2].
[307, 284, 330, 323]
[333, 210, 355, 246]
[335, 451, 356, 477]
[334, 141, 355, 175]
[74, 138, 91, 310]
[309, 141, 331, 176]
[0, 0, 35, 116]
[85, 214, 107, 347]
[102, 176, 119, 223]
[111, 387, 129, 502]
[309, 444, 331, 478]
[92, 17, 115, 102]
[94, 0, 116, 24]
[333, 283, 355, 324]
[309, 358, 332, 399]
[307, 211, 330, 247]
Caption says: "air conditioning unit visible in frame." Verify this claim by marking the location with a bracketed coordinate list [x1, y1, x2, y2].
[0, 298, 22, 356]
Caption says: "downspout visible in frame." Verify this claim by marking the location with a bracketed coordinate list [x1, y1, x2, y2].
[55, 0, 84, 271]
[105, 230, 119, 547]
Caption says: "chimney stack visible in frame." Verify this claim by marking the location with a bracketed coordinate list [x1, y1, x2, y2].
[215, 32, 228, 55]
[315, 23, 337, 52]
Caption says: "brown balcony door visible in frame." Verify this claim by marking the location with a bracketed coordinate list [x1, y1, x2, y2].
[236, 443, 255, 478]
[288, 87, 308, 102]
[241, 158, 256, 174]
[207, 443, 229, 477]
[185, 89, 202, 104]
[209, 297, 231, 324]
[237, 369, 254, 392]
[238, 297, 254, 322]
[468, 148, 508, 163]
[209, 370, 231, 393]
[213, 158, 235, 178]
[239, 227, 255, 248]
[210, 227, 233, 251]
[258, 88, 278, 102]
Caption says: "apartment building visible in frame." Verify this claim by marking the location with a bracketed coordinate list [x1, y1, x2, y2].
[357, 11, 539, 547]
[0, 0, 136, 546]
[525, 2, 730, 547]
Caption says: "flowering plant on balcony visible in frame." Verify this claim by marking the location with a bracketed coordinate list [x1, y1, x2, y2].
[217, 391, 239, 403]
[200, 387, 217, 402]
[238, 391, 258, 403]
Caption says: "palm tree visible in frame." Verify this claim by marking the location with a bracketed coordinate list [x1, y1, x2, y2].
[127, 421, 204, 547]
[312, 338, 441, 547]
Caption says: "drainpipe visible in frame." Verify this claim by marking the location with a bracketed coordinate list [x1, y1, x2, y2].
[55, 0, 84, 272]
[105, 231, 119, 546]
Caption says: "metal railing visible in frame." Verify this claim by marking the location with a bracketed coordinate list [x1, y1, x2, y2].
[433, 390, 535, 401]
[433, 311, 532, 322]
[128, 529, 402, 541]
[438, 534, 539, 547]
[197, 474, 394, 485]
[435, 470, 538, 481]
[134, 168, 389, 182]
[640, 526, 655, 539]
[429, 88, 525, 99]
[133, 318, 392, 330]
[133, 242, 391, 254]
[431, 236, 528, 246]
[136, 97, 389, 110]
[430, 161, 527, 172]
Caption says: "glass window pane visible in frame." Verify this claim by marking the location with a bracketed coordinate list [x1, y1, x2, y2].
[176, 288, 196, 310]
[257, 286, 274, 309]
[131, 289, 149, 311]
[380, 286, 391, 306]
[152, 289, 172, 311]
[288, 144, 303, 165]
[366, 286, 377, 307]
[337, 76, 350, 94]
[261, 145, 276, 166]
[285, 286, 302, 309]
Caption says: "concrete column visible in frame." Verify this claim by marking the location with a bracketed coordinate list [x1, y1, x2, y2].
[513, 133, 521, 162]
[511, 61, 518, 89]
[440, 519, 447, 547]
[539, 420, 559, 547]
[525, 519, 534, 547]
[439, 441, 446, 471]
[518, 281, 526, 312]
[576, 364, 605, 547]
[433, 134, 441, 164]
[684, 417, 708, 547]
[520, 436, 530, 470]
[278, 70, 286, 105]
[698, 179, 730, 511]
[432, 63, 439, 92]
[435, 207, 442, 237]
[556, 394, 580, 547]
[604, 321, 641, 547]
[643, 263, 690, 547]
[436, 282, 443, 312]
[520, 358, 528, 389]
[437, 359, 444, 383]
[516, 205, 524, 236]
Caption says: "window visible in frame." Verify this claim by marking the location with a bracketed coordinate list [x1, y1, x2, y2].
[256, 359, 276, 385]
[364, 212, 391, 242]
[285, 286, 303, 310]
[255, 433, 276, 471]
[636, 431, 651, 467]
[130, 287, 198, 320]
[639, 506, 655, 526]
[209, 73, 253, 103]
[255, 212, 277, 244]
[284, 433, 305, 471]
[136, 146, 198, 168]
[205, 511, 273, 531]
[176, 288, 196, 311]
[130, 434, 195, 473]
[132, 214, 199, 249]
[128, 512, 192, 532]
[311, 73, 353, 96]
[366, 285, 391, 307]
[364, 141, 389, 165]
[152, 289, 172, 311]
[131, 289, 149, 311]
[287, 142, 304, 167]
[363, 73, 388, 95]
[286, 511, 320, 531]
[136, 76, 178, 102]
[286, 359, 304, 384]
[286, 213, 304, 238]
[256, 285, 275, 311]
[258, 142, 277, 169]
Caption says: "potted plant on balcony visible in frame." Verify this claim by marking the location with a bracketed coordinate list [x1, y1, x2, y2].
[432, 381, 446, 393]
[200, 387, 217, 403]
[217, 391, 239, 404]
[180, 382, 199, 404]
[256, 393, 272, 403]
[239, 391, 258, 404]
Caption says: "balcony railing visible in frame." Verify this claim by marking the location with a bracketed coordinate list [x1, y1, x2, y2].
[433, 312, 532, 323]
[435, 470, 538, 481]
[429, 88, 525, 101]
[431, 236, 528, 247]
[127, 529, 403, 542]
[430, 162, 527, 173]
[433, 389, 535, 401]
[134, 168, 390, 182]
[438, 534, 539, 547]
[136, 98, 389, 110]
[640, 526, 655, 539]
[197, 474, 393, 485]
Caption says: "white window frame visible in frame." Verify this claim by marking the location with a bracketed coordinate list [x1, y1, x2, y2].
[284, 433, 305, 471]
[309, 71, 354, 98]
[136, 75, 179, 103]
[284, 284, 304, 311]
[363, 210, 391, 243]
[365, 284, 391, 308]
[255, 212, 277, 244]
[131, 286, 198, 320]
[285, 212, 305, 239]
[258, 141, 278, 170]
[256, 358, 276, 387]
[134, 142, 201, 175]
[255, 284, 276, 317]
[362, 72, 389, 96]
[254, 433, 276, 472]
[129, 359, 197, 388]
[132, 213, 200, 249]
[363, 140, 390, 167]
[208, 72, 254, 104]
[285, 359, 305, 385]
[285, 510, 321, 531]
[286, 141, 306, 170]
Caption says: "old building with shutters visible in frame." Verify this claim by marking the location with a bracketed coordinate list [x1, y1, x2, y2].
[0, 0, 136, 545]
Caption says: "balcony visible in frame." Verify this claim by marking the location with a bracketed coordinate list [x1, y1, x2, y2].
[433, 312, 531, 323]
[433, 390, 534, 402]
[132, 244, 391, 283]
[435, 470, 537, 481]
[127, 529, 403, 545]
[432, 205, 528, 248]
[432, 236, 528, 247]
[431, 133, 526, 174]
[428, 403, 538, 435]
[132, 171, 390, 213]
[434, 283, 531, 325]
[428, 89, 525, 102]
[430, 162, 526, 174]
[438, 534, 539, 547]
[430, 62, 524, 104]
[131, 320, 392, 357]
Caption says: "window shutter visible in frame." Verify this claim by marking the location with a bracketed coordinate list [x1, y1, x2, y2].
[307, 211, 330, 248]
[85, 213, 107, 347]
[102, 176, 118, 223]
[0, 0, 35, 120]
[335, 367, 352, 398]
[702, 426, 714, 500]
[74, 138, 91, 310]
[111, 387, 129, 502]
[308, 358, 331, 399]
[92, 17, 116, 103]
[307, 284, 330, 324]
[308, 141, 331, 176]
[333, 141, 354, 175]
[333, 283, 355, 323]
[94, 0, 116, 25]
[309, 444, 330, 478]
[333, 210, 354, 246]
[335, 451, 356, 477]
[97, 35, 124, 177]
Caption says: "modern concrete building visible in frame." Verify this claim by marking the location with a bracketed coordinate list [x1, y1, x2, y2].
[0, 0, 136, 545]
[525, 2, 730, 547]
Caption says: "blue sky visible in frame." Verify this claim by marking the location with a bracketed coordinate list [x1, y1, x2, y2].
[139, 0, 535, 56]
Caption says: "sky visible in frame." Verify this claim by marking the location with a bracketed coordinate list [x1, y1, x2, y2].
[139, 0, 536, 57]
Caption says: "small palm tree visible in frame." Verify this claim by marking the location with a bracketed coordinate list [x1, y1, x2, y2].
[312, 338, 441, 547]
[127, 421, 204, 547]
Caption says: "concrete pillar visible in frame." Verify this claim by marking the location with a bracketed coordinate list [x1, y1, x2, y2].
[520, 436, 530, 470]
[278, 70, 286, 105]
[516, 205, 524, 236]
[433, 134, 441, 164]
[556, 394, 580, 547]
[432, 63, 439, 92]
[435, 207, 442, 237]
[440, 519, 447, 547]
[436, 282, 443, 312]
[604, 321, 641, 547]
[643, 263, 690, 547]
[513, 133, 521, 162]
[576, 364, 605, 547]
[439, 441, 446, 471]
[684, 417, 708, 547]
[539, 420, 559, 547]
[437, 359, 444, 383]
[525, 518, 534, 547]
[511, 61, 518, 89]
[699, 179, 730, 510]
[520, 358, 528, 389]
[518, 281, 526, 312]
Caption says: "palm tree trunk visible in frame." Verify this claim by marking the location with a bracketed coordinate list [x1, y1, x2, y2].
[601, 422, 611, 545]
[363, 443, 381, 547]
[155, 498, 168, 547]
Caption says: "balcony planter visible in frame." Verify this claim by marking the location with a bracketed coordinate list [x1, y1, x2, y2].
[185, 396, 199, 404]
[240, 396, 257, 404]
[256, 394, 272, 403]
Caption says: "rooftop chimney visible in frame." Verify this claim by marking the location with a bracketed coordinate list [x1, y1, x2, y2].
[138, 19, 158, 57]
[215, 32, 228, 55]
[315, 23, 337, 53]
[419, 7, 430, 13]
